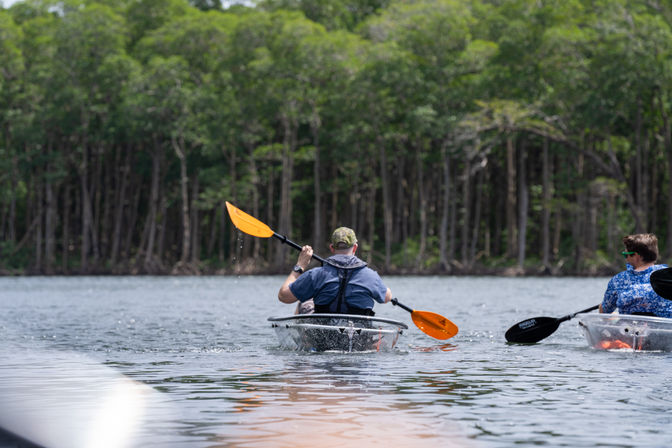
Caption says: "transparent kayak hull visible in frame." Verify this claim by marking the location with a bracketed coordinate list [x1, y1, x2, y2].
[577, 313, 672, 352]
[268, 314, 408, 352]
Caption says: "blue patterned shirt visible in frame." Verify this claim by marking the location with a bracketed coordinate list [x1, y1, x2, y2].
[601, 264, 672, 317]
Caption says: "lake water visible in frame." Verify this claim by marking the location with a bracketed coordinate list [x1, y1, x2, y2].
[1, 275, 672, 448]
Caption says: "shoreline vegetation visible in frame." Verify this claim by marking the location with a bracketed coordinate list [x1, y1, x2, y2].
[0, 255, 621, 277]
[2, 1, 672, 277]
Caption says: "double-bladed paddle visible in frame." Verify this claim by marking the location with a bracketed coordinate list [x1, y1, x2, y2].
[225, 201, 458, 340]
[505, 304, 600, 343]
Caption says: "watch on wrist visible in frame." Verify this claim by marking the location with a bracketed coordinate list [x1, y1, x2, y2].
[292, 265, 304, 274]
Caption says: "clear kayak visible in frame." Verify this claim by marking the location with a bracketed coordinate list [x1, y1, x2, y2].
[268, 314, 408, 352]
[577, 313, 672, 352]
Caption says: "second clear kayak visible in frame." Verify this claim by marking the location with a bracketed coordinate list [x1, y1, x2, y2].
[577, 312, 672, 351]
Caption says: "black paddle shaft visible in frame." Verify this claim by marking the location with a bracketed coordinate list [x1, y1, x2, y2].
[391, 298, 413, 313]
[273, 233, 326, 265]
[557, 304, 600, 323]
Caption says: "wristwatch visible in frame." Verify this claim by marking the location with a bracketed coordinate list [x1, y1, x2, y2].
[292, 265, 304, 274]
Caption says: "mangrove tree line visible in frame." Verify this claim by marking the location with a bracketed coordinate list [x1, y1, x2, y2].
[2, 0, 672, 275]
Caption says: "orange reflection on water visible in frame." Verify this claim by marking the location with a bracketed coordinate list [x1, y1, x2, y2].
[221, 360, 477, 448]
[413, 343, 458, 352]
[233, 394, 264, 413]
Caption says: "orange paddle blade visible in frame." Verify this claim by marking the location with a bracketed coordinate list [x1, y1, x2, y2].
[225, 201, 274, 238]
[411, 310, 459, 340]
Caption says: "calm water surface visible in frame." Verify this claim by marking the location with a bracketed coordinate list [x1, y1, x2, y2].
[2, 276, 672, 447]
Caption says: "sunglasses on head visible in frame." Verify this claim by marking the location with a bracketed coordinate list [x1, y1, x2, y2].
[621, 251, 636, 258]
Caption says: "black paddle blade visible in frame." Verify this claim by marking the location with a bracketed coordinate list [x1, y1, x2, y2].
[505, 316, 561, 343]
[651, 267, 672, 300]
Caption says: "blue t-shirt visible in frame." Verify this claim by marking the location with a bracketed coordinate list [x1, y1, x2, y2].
[601, 263, 672, 317]
[289, 254, 388, 310]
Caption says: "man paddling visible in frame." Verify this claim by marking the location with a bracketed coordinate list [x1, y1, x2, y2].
[278, 227, 392, 315]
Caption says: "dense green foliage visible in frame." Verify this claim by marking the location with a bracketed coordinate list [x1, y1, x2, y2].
[1, 0, 672, 275]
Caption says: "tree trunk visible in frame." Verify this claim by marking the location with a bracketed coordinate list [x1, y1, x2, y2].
[553, 207, 561, 262]
[44, 141, 57, 274]
[606, 191, 616, 262]
[517, 140, 528, 269]
[227, 143, 239, 262]
[366, 182, 376, 265]
[44, 177, 56, 273]
[330, 164, 338, 233]
[506, 135, 517, 258]
[207, 208, 218, 259]
[348, 168, 358, 231]
[35, 174, 43, 272]
[541, 137, 551, 271]
[248, 149, 261, 259]
[100, 146, 114, 259]
[483, 168, 491, 259]
[266, 164, 275, 262]
[379, 143, 392, 269]
[24, 154, 33, 253]
[448, 159, 457, 264]
[172, 134, 191, 265]
[573, 151, 585, 270]
[415, 146, 427, 265]
[92, 146, 103, 261]
[470, 167, 484, 265]
[275, 110, 297, 267]
[62, 183, 71, 271]
[144, 145, 162, 269]
[635, 96, 643, 229]
[394, 155, 405, 243]
[311, 109, 323, 252]
[157, 198, 168, 265]
[493, 164, 503, 257]
[218, 202, 226, 262]
[190, 171, 200, 263]
[460, 158, 470, 266]
[123, 175, 142, 264]
[1, 132, 10, 241]
[111, 144, 131, 265]
[439, 140, 451, 271]
[9, 150, 17, 242]
[401, 172, 410, 267]
[646, 130, 656, 231]
[80, 142, 91, 272]
[587, 186, 598, 260]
